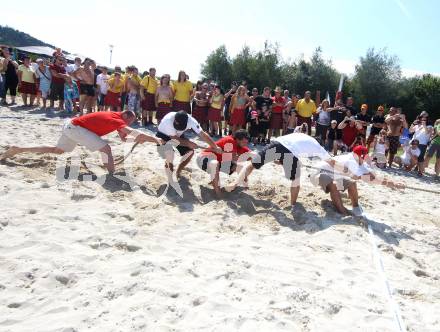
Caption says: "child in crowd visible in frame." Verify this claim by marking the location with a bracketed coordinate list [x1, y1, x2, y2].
[326, 120, 342, 155]
[64, 77, 79, 113]
[285, 107, 297, 134]
[249, 108, 259, 145]
[394, 139, 421, 171]
[258, 104, 271, 145]
[372, 129, 388, 168]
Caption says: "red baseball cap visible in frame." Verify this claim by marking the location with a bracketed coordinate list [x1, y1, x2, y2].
[353, 145, 368, 158]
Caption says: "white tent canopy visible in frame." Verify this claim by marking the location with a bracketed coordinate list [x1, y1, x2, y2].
[15, 46, 56, 57]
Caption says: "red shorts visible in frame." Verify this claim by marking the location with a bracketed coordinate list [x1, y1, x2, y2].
[19, 81, 37, 95]
[173, 100, 191, 113]
[156, 102, 172, 122]
[270, 112, 283, 129]
[207, 107, 222, 122]
[104, 91, 121, 107]
[141, 92, 156, 111]
[192, 105, 208, 124]
[229, 107, 246, 126]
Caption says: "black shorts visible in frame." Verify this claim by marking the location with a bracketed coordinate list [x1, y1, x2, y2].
[259, 120, 269, 134]
[387, 136, 400, 155]
[252, 141, 300, 180]
[427, 143, 440, 159]
[80, 83, 96, 97]
[50, 81, 64, 101]
[196, 153, 236, 175]
[98, 93, 106, 106]
[156, 131, 193, 156]
[418, 144, 427, 162]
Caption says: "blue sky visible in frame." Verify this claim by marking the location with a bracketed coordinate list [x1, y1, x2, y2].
[1, 0, 438, 79]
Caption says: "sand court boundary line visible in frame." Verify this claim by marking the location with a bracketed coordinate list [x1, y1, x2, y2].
[365, 213, 406, 332]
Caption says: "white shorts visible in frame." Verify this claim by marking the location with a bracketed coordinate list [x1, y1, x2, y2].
[56, 120, 107, 152]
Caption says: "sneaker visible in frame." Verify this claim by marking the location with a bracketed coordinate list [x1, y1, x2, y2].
[352, 205, 364, 217]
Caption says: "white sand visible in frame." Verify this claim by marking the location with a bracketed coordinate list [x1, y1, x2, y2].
[0, 104, 439, 332]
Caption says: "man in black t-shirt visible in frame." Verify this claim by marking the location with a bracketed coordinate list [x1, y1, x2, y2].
[355, 104, 370, 137]
[329, 99, 347, 138]
[254, 87, 273, 144]
[366, 105, 386, 150]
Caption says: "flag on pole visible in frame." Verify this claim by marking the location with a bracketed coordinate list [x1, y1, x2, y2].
[335, 74, 345, 103]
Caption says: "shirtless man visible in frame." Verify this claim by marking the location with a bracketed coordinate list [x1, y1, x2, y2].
[385, 107, 408, 168]
[73, 58, 95, 114]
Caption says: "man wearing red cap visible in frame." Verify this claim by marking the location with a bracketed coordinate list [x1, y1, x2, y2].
[311, 146, 403, 216]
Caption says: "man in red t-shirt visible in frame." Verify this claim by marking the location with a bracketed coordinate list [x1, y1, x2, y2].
[49, 55, 69, 110]
[338, 116, 363, 151]
[1, 111, 163, 173]
[196, 129, 250, 197]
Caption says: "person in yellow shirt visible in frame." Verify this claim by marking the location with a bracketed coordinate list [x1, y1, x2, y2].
[295, 91, 317, 135]
[172, 70, 193, 113]
[140, 67, 158, 126]
[17, 56, 37, 106]
[207, 85, 224, 136]
[104, 72, 124, 112]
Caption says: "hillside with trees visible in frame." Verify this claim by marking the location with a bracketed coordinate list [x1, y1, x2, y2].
[0, 25, 54, 48]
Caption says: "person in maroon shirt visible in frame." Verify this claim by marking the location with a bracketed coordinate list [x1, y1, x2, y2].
[337, 116, 363, 151]
[49, 56, 69, 110]
[1, 111, 163, 173]
[268, 87, 285, 141]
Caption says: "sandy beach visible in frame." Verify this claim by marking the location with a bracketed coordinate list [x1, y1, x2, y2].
[0, 104, 439, 332]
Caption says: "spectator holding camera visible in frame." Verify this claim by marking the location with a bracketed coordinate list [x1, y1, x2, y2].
[338, 116, 363, 151]
[410, 113, 432, 176]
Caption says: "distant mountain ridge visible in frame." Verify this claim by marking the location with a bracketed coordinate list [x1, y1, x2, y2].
[0, 25, 55, 48]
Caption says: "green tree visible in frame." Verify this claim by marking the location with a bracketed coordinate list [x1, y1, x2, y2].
[352, 48, 401, 110]
[200, 45, 233, 88]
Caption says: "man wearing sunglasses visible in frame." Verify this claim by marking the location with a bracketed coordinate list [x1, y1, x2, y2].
[311, 145, 403, 216]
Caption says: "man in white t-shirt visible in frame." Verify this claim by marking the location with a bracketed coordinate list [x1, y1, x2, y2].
[311, 146, 403, 216]
[227, 133, 333, 212]
[96, 67, 109, 111]
[157, 111, 221, 177]
[65, 57, 82, 75]
[394, 139, 421, 171]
